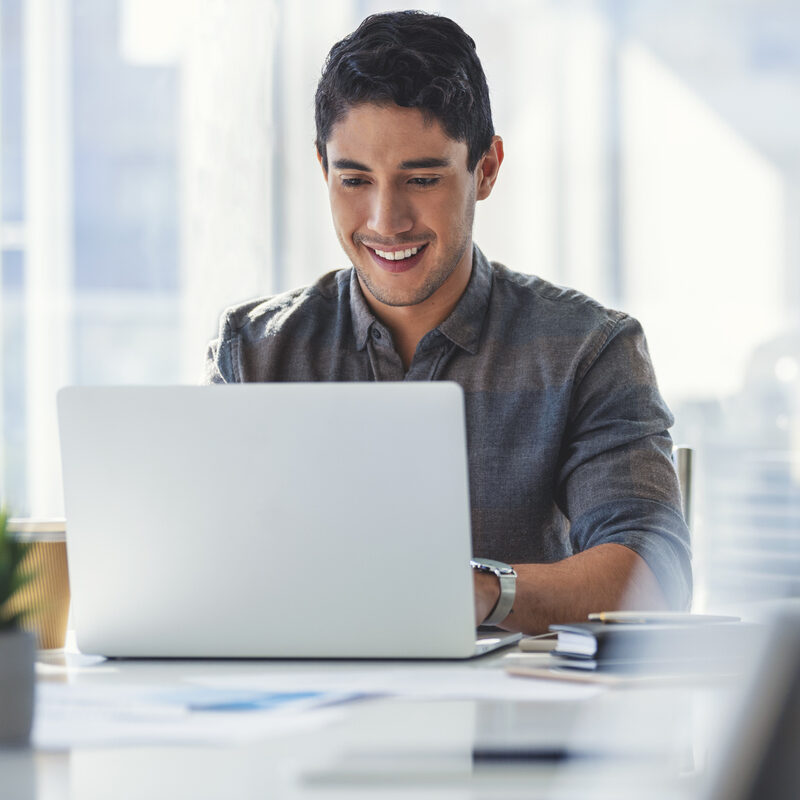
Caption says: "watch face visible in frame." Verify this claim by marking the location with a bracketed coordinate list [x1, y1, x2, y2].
[471, 558, 515, 575]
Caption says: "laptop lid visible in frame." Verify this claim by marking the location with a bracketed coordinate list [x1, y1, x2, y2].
[57, 383, 505, 659]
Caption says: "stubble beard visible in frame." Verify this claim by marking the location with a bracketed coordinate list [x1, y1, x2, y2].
[346, 205, 476, 309]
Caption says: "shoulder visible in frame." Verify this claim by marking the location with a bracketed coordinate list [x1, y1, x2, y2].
[205, 269, 351, 383]
[482, 260, 653, 386]
[216, 269, 349, 344]
[489, 261, 626, 333]
[487, 260, 638, 351]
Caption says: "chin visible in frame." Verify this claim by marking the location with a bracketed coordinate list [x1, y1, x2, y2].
[359, 269, 446, 308]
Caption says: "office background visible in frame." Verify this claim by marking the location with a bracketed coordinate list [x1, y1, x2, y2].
[1, 0, 798, 612]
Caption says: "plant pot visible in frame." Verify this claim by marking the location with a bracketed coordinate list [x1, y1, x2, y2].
[0, 629, 36, 746]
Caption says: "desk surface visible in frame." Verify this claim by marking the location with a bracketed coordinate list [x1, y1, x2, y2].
[1, 635, 746, 800]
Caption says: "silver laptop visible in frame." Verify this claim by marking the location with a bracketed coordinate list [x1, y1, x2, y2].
[57, 383, 520, 659]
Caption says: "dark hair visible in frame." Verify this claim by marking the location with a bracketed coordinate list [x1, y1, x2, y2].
[315, 10, 494, 173]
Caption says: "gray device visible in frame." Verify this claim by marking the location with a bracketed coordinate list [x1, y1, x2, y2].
[704, 606, 800, 800]
[57, 384, 520, 659]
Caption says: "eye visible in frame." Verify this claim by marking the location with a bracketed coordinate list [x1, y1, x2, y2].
[341, 177, 367, 188]
[409, 177, 440, 187]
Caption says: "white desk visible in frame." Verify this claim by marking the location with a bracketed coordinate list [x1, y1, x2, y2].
[1, 638, 743, 800]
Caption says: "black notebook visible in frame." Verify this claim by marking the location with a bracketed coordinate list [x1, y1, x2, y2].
[548, 620, 763, 671]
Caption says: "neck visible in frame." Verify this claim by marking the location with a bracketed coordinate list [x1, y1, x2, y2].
[361, 253, 473, 371]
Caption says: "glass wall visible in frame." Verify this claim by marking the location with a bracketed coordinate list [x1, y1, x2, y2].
[1, 0, 798, 611]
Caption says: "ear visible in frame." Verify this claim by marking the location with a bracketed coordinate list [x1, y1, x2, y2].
[316, 146, 329, 183]
[475, 136, 504, 201]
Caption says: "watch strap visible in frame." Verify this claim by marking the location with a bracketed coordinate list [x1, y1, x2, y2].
[471, 558, 516, 626]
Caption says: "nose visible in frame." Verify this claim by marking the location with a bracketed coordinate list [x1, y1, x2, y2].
[367, 186, 414, 238]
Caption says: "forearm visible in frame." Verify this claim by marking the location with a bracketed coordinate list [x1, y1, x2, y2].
[479, 543, 670, 635]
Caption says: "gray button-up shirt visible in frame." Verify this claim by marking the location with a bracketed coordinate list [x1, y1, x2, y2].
[205, 246, 692, 608]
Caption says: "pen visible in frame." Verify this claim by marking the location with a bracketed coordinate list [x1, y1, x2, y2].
[588, 612, 740, 624]
[472, 747, 615, 762]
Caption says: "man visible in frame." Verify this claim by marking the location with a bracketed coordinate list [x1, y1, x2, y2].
[205, 11, 691, 635]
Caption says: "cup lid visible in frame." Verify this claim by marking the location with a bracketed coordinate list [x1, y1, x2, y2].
[6, 518, 67, 541]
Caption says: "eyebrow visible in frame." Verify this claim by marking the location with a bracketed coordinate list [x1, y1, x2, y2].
[332, 158, 371, 171]
[331, 157, 452, 172]
[399, 157, 452, 170]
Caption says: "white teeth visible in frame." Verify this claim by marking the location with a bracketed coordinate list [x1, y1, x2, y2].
[374, 246, 420, 261]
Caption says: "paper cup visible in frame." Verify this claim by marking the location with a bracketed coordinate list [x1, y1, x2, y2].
[5, 519, 70, 650]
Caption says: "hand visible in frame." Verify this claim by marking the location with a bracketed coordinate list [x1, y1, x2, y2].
[473, 570, 501, 627]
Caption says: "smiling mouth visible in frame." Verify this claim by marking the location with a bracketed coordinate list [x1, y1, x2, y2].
[372, 245, 422, 261]
[365, 243, 429, 273]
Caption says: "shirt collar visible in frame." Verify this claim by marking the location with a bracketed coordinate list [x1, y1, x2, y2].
[349, 244, 493, 354]
[437, 244, 493, 355]
[349, 270, 376, 351]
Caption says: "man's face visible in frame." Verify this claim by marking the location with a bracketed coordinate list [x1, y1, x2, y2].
[320, 104, 488, 309]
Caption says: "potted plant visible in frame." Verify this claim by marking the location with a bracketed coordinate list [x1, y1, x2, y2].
[0, 507, 37, 746]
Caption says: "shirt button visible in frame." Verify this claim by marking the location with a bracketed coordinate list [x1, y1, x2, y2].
[372, 328, 382, 340]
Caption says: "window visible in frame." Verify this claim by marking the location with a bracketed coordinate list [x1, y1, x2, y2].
[2, 0, 798, 611]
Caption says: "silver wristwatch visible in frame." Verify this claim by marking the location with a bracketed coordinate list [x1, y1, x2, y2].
[470, 558, 516, 626]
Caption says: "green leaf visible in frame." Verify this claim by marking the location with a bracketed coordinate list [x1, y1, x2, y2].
[0, 609, 31, 630]
[0, 504, 39, 628]
[9, 568, 36, 595]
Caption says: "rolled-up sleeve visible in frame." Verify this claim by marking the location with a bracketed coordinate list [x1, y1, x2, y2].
[557, 315, 692, 609]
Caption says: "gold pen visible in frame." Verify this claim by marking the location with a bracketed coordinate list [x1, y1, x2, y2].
[588, 611, 740, 624]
